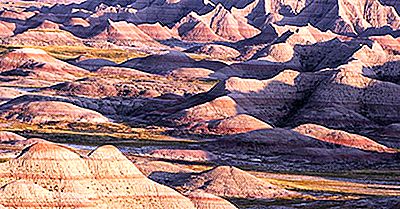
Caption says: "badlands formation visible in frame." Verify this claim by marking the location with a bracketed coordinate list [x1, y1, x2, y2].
[0, 0, 400, 208]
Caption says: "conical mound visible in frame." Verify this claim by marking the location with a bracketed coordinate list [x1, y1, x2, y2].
[0, 142, 99, 199]
[92, 20, 162, 47]
[87, 145, 197, 208]
[185, 166, 299, 199]
[88, 145, 144, 177]
[0, 141, 197, 208]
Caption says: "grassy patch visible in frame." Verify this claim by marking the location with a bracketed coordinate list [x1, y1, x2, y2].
[0, 44, 147, 63]
[0, 117, 200, 148]
[276, 169, 400, 184]
[260, 177, 400, 196]
[1, 124, 197, 147]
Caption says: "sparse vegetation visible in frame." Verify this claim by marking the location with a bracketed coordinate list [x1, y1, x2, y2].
[265, 178, 400, 196]
[0, 119, 197, 147]
[0, 44, 148, 63]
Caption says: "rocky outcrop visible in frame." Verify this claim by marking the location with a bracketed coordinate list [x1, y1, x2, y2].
[0, 180, 96, 208]
[130, 0, 211, 26]
[148, 149, 217, 162]
[36, 20, 61, 30]
[213, 0, 310, 28]
[185, 44, 241, 60]
[272, 24, 345, 46]
[0, 132, 44, 149]
[207, 114, 272, 134]
[4, 23, 84, 47]
[184, 166, 300, 199]
[350, 40, 400, 84]
[173, 12, 226, 43]
[136, 160, 195, 177]
[191, 114, 273, 135]
[0, 21, 15, 38]
[168, 67, 216, 80]
[91, 20, 162, 48]
[168, 57, 400, 132]
[200, 4, 260, 41]
[0, 48, 88, 83]
[293, 124, 397, 153]
[47, 77, 122, 98]
[0, 10, 36, 20]
[46, 66, 213, 99]
[0, 142, 198, 208]
[290, 65, 400, 129]
[370, 35, 400, 55]
[138, 22, 180, 40]
[67, 17, 91, 27]
[174, 4, 260, 42]
[87, 145, 197, 208]
[168, 70, 318, 128]
[170, 96, 245, 126]
[207, 127, 398, 167]
[256, 42, 299, 63]
[0, 100, 109, 124]
[281, 0, 400, 35]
